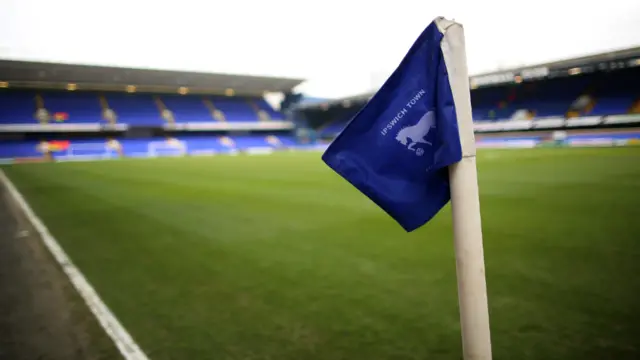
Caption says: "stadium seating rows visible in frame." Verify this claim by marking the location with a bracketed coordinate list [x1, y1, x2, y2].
[314, 68, 640, 137]
[3, 132, 638, 160]
[472, 67, 640, 121]
[0, 90, 285, 125]
[0, 135, 300, 159]
[1, 67, 638, 157]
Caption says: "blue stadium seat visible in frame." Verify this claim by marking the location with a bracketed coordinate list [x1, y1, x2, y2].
[0, 140, 42, 158]
[161, 95, 213, 122]
[0, 90, 37, 124]
[589, 97, 633, 116]
[105, 93, 163, 126]
[472, 108, 492, 121]
[42, 91, 103, 123]
[0, 90, 288, 125]
[320, 121, 348, 136]
[471, 76, 592, 120]
[589, 70, 638, 115]
[232, 136, 271, 148]
[183, 137, 225, 151]
[118, 139, 155, 157]
[210, 96, 258, 122]
[531, 100, 572, 117]
[471, 87, 511, 120]
[277, 136, 298, 146]
[175, 135, 234, 153]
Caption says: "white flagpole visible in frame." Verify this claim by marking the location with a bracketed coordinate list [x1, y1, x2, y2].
[437, 18, 493, 360]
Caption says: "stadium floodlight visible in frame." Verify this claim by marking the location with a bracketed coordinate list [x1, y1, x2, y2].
[178, 87, 189, 95]
[225, 88, 235, 96]
[67, 83, 77, 91]
[126, 85, 136, 93]
[0, 81, 7, 88]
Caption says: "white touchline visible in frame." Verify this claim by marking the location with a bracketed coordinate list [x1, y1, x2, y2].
[0, 169, 149, 360]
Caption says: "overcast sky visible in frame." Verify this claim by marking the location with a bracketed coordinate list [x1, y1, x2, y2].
[1, 0, 639, 98]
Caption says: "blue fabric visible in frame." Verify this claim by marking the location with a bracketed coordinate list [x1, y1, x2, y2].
[322, 20, 463, 232]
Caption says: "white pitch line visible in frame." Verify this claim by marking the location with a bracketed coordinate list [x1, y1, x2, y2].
[0, 169, 149, 360]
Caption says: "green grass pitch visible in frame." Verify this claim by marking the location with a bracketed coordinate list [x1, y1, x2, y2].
[3, 147, 640, 360]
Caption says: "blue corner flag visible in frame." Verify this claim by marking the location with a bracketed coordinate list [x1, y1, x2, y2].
[322, 18, 464, 232]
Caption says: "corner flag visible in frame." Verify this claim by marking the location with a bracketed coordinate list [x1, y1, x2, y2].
[322, 17, 465, 232]
[322, 17, 493, 359]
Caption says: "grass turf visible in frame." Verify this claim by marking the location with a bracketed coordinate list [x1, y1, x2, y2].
[3, 147, 640, 360]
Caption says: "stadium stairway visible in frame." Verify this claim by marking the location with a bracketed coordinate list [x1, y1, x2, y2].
[154, 96, 175, 124]
[265, 135, 282, 147]
[99, 95, 118, 124]
[247, 99, 271, 121]
[202, 98, 226, 122]
[276, 136, 297, 147]
[99, 95, 109, 112]
[264, 135, 297, 148]
[34, 93, 47, 122]
[34, 93, 54, 124]
[565, 94, 592, 118]
[218, 136, 237, 150]
[255, 99, 285, 120]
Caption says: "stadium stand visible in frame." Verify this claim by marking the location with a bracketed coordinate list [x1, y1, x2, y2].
[210, 96, 259, 122]
[0, 140, 42, 158]
[470, 66, 640, 121]
[256, 98, 285, 120]
[160, 94, 213, 123]
[588, 69, 640, 116]
[0, 59, 308, 162]
[296, 46, 640, 141]
[0, 132, 304, 160]
[2, 48, 640, 162]
[470, 76, 591, 120]
[41, 90, 104, 124]
[317, 107, 359, 137]
[105, 92, 163, 126]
